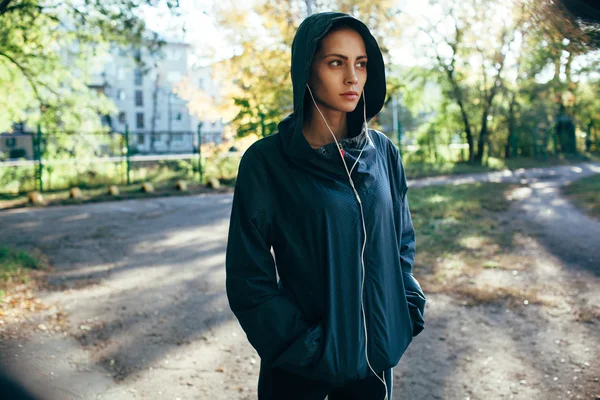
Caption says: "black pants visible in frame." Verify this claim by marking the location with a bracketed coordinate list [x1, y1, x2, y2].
[258, 366, 387, 400]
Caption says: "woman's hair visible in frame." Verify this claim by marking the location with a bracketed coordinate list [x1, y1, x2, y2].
[304, 21, 362, 117]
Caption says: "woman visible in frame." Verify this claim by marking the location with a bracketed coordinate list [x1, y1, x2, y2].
[225, 12, 426, 400]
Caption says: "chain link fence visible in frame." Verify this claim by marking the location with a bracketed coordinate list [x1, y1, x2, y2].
[0, 125, 236, 195]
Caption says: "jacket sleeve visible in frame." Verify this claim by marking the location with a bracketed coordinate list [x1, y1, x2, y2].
[392, 142, 427, 337]
[225, 147, 323, 373]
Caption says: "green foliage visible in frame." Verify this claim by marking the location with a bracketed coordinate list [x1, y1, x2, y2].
[0, 0, 180, 132]
[202, 147, 241, 183]
[206, 0, 404, 138]
[390, 0, 600, 165]
[0, 165, 36, 193]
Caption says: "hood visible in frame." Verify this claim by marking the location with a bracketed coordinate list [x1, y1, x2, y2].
[278, 12, 387, 164]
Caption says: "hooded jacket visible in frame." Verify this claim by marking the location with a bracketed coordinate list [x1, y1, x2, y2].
[225, 11, 426, 393]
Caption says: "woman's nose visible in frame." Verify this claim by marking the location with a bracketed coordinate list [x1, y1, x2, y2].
[346, 68, 358, 85]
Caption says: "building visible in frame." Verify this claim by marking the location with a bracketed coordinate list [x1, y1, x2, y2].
[188, 64, 226, 145]
[91, 41, 225, 154]
[0, 132, 34, 160]
[0, 41, 226, 160]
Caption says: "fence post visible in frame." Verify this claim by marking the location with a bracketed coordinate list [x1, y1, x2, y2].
[397, 118, 403, 156]
[125, 125, 131, 185]
[197, 123, 203, 184]
[35, 124, 44, 193]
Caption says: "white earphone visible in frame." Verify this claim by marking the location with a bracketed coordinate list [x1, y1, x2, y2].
[305, 84, 389, 400]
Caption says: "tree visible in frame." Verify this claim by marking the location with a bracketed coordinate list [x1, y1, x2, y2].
[0, 0, 180, 133]
[418, 0, 523, 164]
[180, 0, 404, 138]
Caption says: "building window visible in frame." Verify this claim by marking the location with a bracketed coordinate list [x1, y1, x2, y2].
[136, 113, 144, 129]
[134, 48, 142, 62]
[118, 112, 126, 124]
[5, 138, 16, 148]
[135, 90, 143, 106]
[137, 133, 145, 144]
[118, 89, 126, 101]
[198, 78, 204, 89]
[175, 112, 182, 121]
[155, 112, 161, 121]
[134, 68, 143, 86]
[172, 133, 183, 142]
[10, 148, 26, 159]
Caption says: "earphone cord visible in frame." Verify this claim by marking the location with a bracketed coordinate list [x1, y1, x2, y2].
[305, 85, 388, 400]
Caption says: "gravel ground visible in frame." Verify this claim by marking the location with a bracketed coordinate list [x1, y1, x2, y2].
[0, 162, 599, 400]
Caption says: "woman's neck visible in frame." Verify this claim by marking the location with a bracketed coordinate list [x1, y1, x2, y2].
[302, 106, 348, 149]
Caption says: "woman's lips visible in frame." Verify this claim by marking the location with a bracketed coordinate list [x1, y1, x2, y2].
[341, 94, 359, 101]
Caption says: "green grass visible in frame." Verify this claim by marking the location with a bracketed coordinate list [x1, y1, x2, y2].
[410, 182, 515, 264]
[0, 247, 41, 302]
[0, 155, 241, 197]
[404, 153, 600, 180]
[407, 182, 537, 305]
[562, 174, 600, 220]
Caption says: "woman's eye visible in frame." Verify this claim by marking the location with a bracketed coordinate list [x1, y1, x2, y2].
[330, 60, 342, 67]
[357, 61, 367, 68]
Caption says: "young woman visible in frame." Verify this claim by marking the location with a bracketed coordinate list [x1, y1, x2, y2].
[226, 12, 426, 400]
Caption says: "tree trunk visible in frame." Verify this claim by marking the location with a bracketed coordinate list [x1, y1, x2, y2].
[458, 98, 474, 162]
[475, 110, 489, 164]
[585, 120, 593, 152]
[447, 69, 474, 162]
[475, 74, 503, 163]
[505, 93, 517, 158]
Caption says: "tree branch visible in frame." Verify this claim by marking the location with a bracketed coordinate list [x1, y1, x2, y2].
[0, 0, 13, 15]
[2, 2, 45, 16]
[475, 43, 489, 100]
[0, 51, 60, 102]
[0, 51, 41, 102]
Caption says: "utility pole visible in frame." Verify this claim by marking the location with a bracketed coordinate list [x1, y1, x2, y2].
[35, 124, 44, 192]
[392, 92, 402, 153]
[392, 93, 398, 145]
[197, 122, 203, 183]
[306, 0, 313, 16]
[168, 92, 173, 133]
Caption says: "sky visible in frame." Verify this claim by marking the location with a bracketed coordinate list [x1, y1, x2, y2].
[140, 0, 425, 68]
[139, 0, 232, 66]
[140, 0, 599, 83]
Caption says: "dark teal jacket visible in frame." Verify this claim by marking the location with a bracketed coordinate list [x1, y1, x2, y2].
[226, 11, 426, 392]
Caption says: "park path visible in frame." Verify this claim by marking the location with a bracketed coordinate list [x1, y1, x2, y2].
[0, 162, 599, 400]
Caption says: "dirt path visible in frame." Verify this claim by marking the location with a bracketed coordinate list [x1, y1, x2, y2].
[1, 162, 599, 400]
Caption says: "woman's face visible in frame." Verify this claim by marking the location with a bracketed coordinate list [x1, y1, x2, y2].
[307, 28, 368, 114]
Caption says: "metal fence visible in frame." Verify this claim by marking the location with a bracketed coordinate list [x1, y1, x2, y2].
[0, 125, 232, 194]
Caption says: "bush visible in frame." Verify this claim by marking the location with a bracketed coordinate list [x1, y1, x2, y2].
[0, 165, 36, 194]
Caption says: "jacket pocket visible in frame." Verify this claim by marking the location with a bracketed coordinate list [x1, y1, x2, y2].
[403, 271, 426, 336]
[311, 320, 368, 386]
[271, 322, 323, 371]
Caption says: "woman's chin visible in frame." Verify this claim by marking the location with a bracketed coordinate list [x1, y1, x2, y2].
[336, 102, 360, 113]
